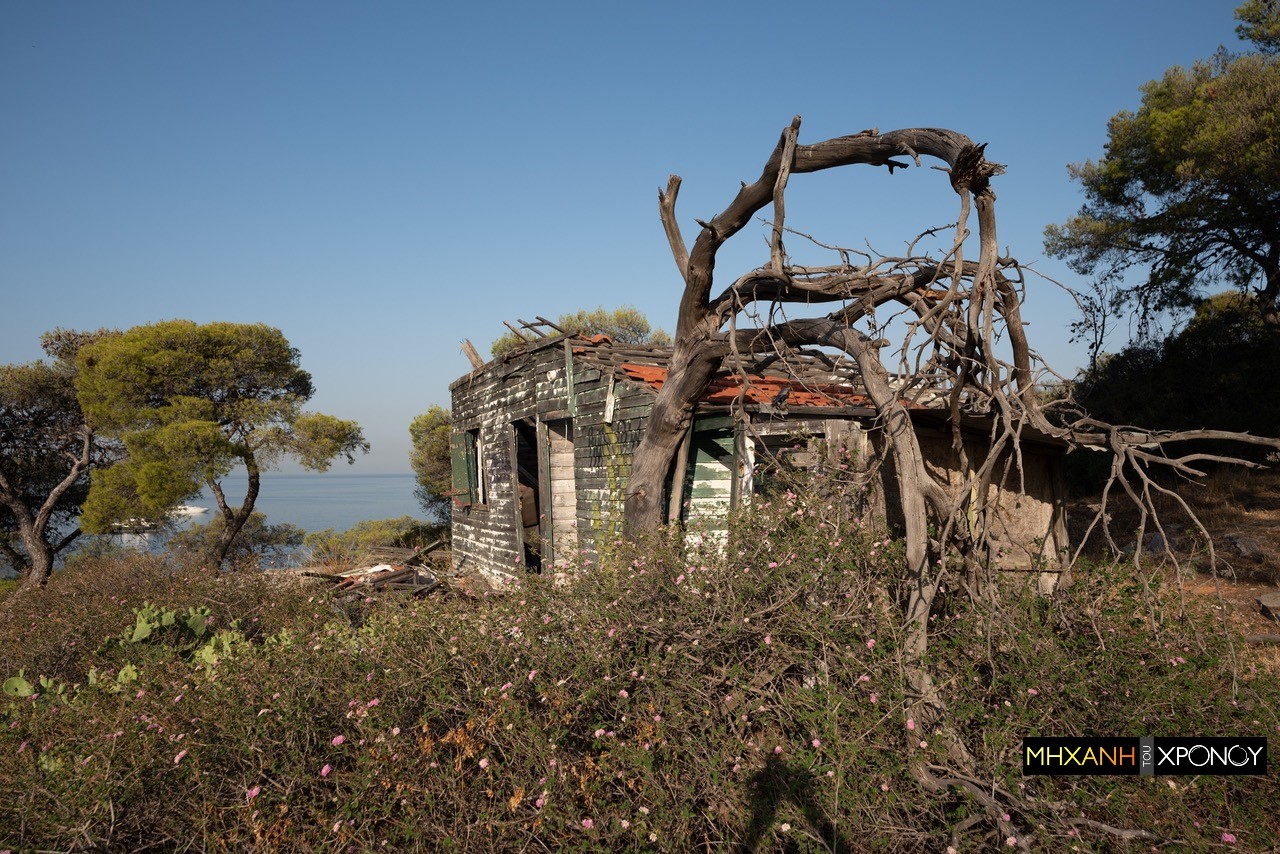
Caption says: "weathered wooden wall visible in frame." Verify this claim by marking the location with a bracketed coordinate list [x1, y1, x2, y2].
[450, 343, 572, 580]
[567, 362, 653, 563]
[451, 343, 1068, 587]
[545, 419, 577, 559]
[449, 342, 655, 579]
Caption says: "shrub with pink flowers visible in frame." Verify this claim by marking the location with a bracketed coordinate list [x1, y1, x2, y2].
[0, 491, 1277, 850]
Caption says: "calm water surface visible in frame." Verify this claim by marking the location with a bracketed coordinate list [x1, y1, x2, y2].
[0, 474, 432, 578]
[191, 472, 428, 532]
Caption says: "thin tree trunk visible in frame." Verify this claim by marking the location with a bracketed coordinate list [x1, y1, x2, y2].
[0, 430, 91, 594]
[16, 532, 55, 595]
[208, 455, 261, 569]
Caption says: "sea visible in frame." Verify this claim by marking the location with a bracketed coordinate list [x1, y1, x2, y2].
[0, 473, 432, 578]
[186, 472, 430, 533]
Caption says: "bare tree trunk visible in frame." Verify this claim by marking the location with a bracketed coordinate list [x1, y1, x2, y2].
[16, 532, 55, 596]
[623, 115, 1280, 848]
[208, 455, 261, 569]
[0, 428, 93, 595]
[626, 122, 985, 532]
[732, 317, 955, 722]
[623, 346, 722, 528]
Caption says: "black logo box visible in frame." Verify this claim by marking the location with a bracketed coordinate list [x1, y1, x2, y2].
[1023, 737, 1268, 776]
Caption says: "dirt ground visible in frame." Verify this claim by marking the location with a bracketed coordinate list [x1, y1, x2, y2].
[1068, 466, 1280, 670]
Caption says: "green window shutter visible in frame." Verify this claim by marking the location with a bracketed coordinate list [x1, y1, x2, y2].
[450, 432, 474, 507]
[464, 430, 479, 504]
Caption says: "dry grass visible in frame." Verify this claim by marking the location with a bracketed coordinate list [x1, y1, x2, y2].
[1069, 466, 1280, 679]
[1071, 466, 1280, 583]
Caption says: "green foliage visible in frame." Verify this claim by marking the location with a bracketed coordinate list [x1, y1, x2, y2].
[407, 405, 452, 523]
[123, 602, 211, 645]
[1064, 292, 1280, 490]
[1045, 1, 1280, 332]
[74, 320, 368, 564]
[290, 413, 368, 471]
[0, 328, 117, 575]
[2, 670, 34, 697]
[104, 602, 249, 668]
[168, 512, 305, 570]
[1237, 0, 1280, 53]
[490, 305, 672, 358]
[303, 515, 443, 566]
[1, 496, 1276, 849]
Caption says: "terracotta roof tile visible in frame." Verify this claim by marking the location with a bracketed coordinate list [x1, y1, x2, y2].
[619, 363, 872, 408]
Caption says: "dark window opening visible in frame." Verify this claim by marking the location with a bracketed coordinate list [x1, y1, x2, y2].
[514, 420, 542, 572]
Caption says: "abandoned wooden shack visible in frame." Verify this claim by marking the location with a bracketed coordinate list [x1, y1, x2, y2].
[448, 332, 1070, 590]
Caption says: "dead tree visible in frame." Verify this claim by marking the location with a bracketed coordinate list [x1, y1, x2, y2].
[625, 117, 1280, 846]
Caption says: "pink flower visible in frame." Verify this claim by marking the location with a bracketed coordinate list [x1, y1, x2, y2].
[528, 670, 537, 682]
[320, 764, 333, 778]
[866, 639, 876, 650]
[620, 819, 630, 829]
[869, 693, 878, 703]
[479, 758, 490, 770]
[906, 718, 916, 731]
[1222, 832, 1238, 844]
[1026, 688, 1038, 696]
[331, 735, 345, 746]
[773, 746, 783, 755]
[768, 561, 778, 568]
[607, 628, 616, 637]
[173, 750, 188, 764]
[595, 728, 606, 738]
[247, 785, 261, 800]
[880, 782, 889, 791]
[618, 689, 629, 698]
[1002, 812, 1011, 822]
[811, 739, 822, 748]
[675, 574, 685, 585]
[582, 818, 594, 829]
[1005, 837, 1017, 847]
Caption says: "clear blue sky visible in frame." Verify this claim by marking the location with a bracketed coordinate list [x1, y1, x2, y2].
[0, 1, 1244, 473]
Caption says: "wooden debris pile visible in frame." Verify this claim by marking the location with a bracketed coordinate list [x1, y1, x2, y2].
[293, 539, 492, 599]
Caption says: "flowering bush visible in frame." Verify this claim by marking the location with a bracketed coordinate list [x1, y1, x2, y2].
[0, 495, 1277, 850]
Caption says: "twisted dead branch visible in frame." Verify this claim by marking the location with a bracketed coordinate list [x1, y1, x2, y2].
[623, 117, 1280, 843]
